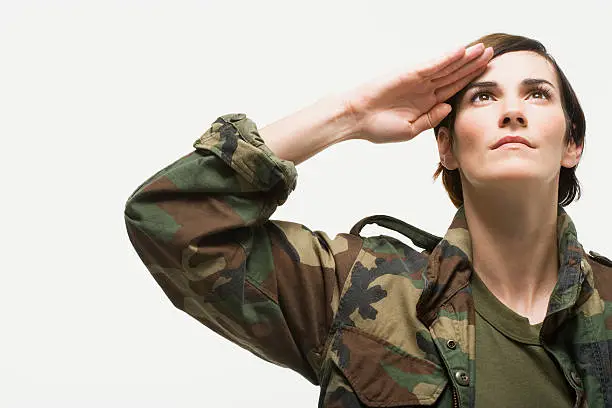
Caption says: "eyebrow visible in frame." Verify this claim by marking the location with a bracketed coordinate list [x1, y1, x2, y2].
[463, 78, 555, 94]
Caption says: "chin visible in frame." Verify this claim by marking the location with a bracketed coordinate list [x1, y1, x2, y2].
[486, 159, 541, 177]
[468, 167, 543, 186]
[485, 175, 546, 191]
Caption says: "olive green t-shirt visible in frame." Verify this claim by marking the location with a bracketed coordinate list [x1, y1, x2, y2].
[471, 271, 574, 407]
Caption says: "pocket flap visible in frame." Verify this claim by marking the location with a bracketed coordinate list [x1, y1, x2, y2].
[330, 326, 448, 406]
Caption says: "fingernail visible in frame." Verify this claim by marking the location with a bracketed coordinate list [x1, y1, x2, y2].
[467, 43, 484, 53]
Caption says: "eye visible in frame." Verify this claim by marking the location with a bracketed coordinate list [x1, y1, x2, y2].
[530, 85, 553, 100]
[470, 91, 493, 103]
[470, 85, 553, 103]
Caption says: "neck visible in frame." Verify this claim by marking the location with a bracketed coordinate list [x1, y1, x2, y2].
[462, 178, 560, 324]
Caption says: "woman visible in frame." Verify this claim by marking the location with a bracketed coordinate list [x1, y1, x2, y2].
[124, 33, 612, 407]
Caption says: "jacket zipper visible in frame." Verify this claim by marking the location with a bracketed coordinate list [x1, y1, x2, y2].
[452, 387, 459, 408]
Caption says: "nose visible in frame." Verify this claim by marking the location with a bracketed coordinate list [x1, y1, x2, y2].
[500, 110, 527, 128]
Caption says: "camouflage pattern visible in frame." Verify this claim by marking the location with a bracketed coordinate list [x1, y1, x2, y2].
[124, 113, 612, 407]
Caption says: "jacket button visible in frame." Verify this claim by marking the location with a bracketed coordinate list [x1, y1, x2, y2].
[455, 370, 470, 386]
[446, 339, 457, 349]
[570, 371, 582, 387]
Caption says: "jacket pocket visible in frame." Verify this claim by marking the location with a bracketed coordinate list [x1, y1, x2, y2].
[328, 326, 448, 407]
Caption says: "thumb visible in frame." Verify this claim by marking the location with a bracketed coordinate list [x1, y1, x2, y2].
[411, 103, 452, 136]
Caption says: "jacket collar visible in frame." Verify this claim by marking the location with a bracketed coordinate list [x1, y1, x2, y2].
[416, 204, 594, 335]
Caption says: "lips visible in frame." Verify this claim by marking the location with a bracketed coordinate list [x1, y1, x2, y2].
[491, 135, 533, 149]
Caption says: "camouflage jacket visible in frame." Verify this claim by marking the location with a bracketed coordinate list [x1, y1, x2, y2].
[124, 113, 612, 408]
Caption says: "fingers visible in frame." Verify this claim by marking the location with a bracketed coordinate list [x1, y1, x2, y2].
[434, 63, 488, 102]
[428, 43, 490, 81]
[410, 103, 452, 137]
[416, 43, 486, 79]
[432, 46, 493, 90]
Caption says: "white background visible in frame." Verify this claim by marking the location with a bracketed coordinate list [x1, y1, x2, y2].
[2, 0, 611, 407]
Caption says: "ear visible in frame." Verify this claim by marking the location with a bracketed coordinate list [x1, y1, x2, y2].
[436, 126, 459, 170]
[561, 124, 582, 168]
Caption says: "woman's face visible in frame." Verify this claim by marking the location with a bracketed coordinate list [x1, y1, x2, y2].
[437, 51, 582, 190]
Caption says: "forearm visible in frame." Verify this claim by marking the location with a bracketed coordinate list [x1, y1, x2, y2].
[259, 93, 356, 165]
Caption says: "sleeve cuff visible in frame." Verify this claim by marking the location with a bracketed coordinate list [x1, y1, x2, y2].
[193, 113, 298, 205]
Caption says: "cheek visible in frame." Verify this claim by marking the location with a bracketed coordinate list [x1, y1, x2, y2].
[451, 113, 487, 155]
[539, 111, 567, 144]
[534, 111, 568, 161]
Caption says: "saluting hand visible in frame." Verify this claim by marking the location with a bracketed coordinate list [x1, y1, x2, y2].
[343, 43, 494, 144]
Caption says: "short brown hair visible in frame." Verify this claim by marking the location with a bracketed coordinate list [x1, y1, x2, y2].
[432, 33, 586, 208]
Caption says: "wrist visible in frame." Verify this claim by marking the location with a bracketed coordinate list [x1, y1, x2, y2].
[317, 92, 360, 144]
